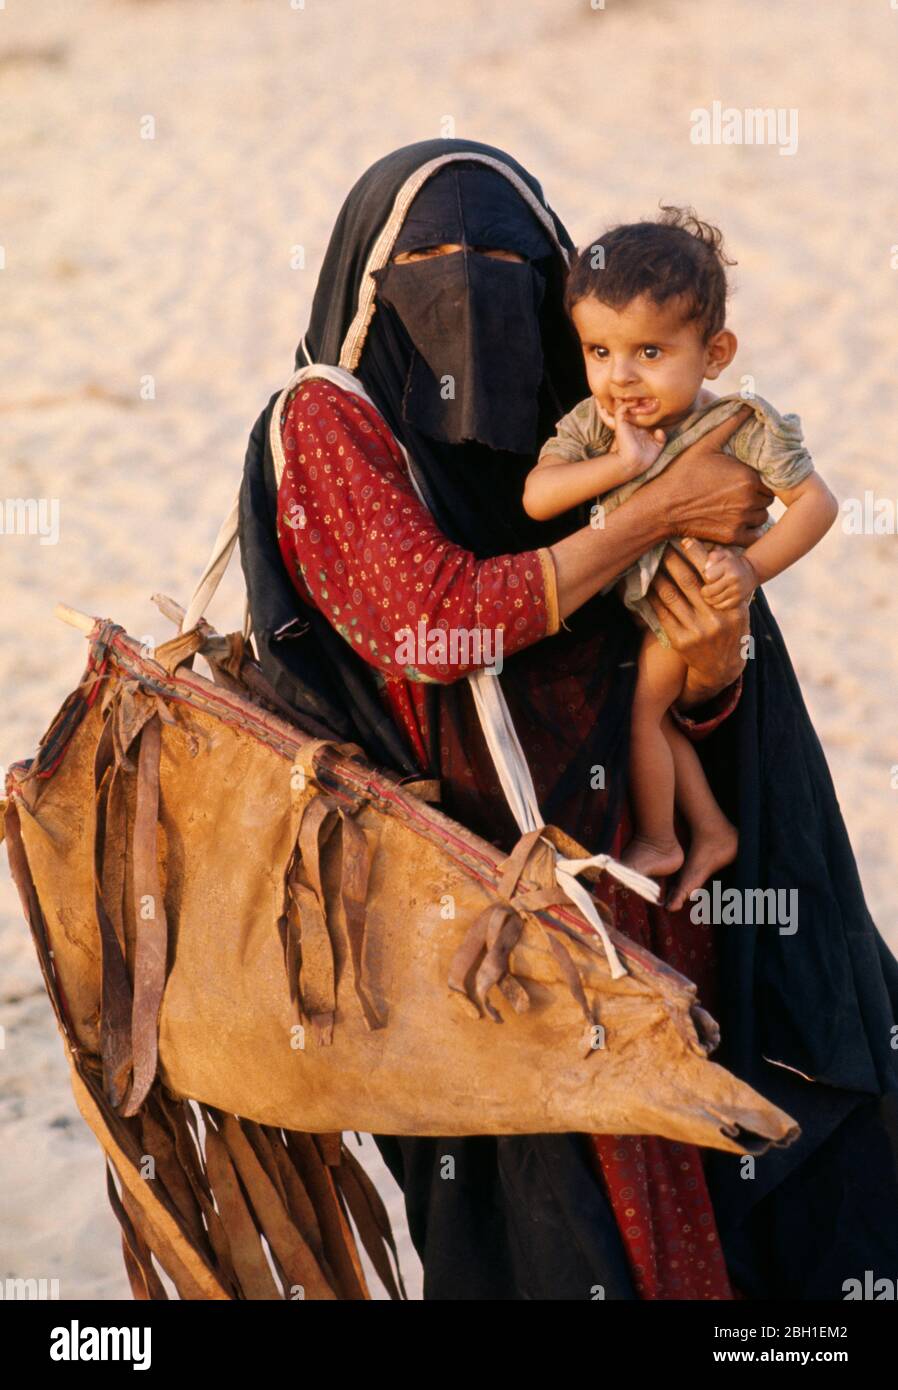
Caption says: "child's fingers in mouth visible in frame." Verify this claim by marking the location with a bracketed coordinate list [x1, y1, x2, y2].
[616, 397, 660, 417]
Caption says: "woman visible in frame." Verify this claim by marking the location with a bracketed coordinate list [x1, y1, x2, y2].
[240, 139, 898, 1299]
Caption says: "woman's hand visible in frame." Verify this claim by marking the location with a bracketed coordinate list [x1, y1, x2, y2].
[550, 407, 771, 624]
[649, 406, 774, 547]
[646, 541, 750, 707]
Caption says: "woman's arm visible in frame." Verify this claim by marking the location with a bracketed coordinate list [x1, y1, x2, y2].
[277, 381, 558, 684]
[548, 406, 772, 621]
[281, 385, 766, 702]
[546, 407, 771, 711]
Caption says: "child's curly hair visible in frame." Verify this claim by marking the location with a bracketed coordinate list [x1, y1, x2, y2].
[564, 205, 737, 341]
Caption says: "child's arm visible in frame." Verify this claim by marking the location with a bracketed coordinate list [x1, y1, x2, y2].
[700, 471, 839, 609]
[523, 450, 643, 521]
[743, 472, 839, 582]
[524, 402, 667, 522]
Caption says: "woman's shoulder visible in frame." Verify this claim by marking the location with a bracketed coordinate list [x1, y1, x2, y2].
[285, 374, 406, 442]
[279, 375, 398, 450]
[282, 374, 380, 428]
[277, 373, 414, 491]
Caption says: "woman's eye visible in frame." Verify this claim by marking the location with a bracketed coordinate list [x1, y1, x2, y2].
[393, 246, 445, 263]
[472, 246, 525, 262]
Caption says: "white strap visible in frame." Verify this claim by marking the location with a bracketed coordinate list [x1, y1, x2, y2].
[466, 668, 657, 980]
[466, 667, 541, 835]
[181, 365, 659, 981]
[180, 486, 242, 636]
[179, 487, 252, 648]
[180, 367, 362, 638]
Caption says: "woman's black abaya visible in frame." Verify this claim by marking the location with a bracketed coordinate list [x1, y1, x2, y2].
[239, 138, 898, 1299]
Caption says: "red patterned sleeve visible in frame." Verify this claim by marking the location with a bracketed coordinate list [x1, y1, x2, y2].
[275, 379, 560, 684]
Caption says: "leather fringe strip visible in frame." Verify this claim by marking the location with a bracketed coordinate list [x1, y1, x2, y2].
[4, 678, 407, 1301]
[448, 827, 598, 1029]
[285, 783, 384, 1045]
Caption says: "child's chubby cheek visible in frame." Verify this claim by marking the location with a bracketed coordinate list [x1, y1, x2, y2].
[584, 362, 609, 402]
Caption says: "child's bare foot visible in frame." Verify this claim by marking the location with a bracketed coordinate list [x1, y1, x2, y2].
[665, 820, 739, 912]
[621, 834, 684, 880]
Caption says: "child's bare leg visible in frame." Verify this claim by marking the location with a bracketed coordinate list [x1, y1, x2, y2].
[621, 634, 688, 880]
[664, 715, 738, 911]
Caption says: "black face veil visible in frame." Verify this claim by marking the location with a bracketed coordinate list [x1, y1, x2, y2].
[369, 166, 551, 455]
[341, 155, 591, 562]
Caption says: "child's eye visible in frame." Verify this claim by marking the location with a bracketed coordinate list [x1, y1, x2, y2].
[641, 345, 661, 360]
[591, 346, 608, 360]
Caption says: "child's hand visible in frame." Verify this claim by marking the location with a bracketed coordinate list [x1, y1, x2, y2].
[699, 546, 758, 610]
[597, 399, 666, 480]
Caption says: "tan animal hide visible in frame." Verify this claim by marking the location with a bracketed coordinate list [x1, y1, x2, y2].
[2, 611, 798, 1299]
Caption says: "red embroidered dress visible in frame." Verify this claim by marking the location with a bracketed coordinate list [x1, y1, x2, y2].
[276, 378, 743, 1300]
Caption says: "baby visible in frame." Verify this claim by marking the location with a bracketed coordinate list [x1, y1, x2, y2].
[524, 207, 838, 907]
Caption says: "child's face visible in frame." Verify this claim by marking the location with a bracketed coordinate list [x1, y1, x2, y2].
[570, 292, 736, 430]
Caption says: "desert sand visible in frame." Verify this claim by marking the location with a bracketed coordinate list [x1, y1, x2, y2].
[1, 0, 896, 1300]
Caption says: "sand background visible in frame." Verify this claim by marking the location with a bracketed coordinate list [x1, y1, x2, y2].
[2, 0, 896, 1299]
